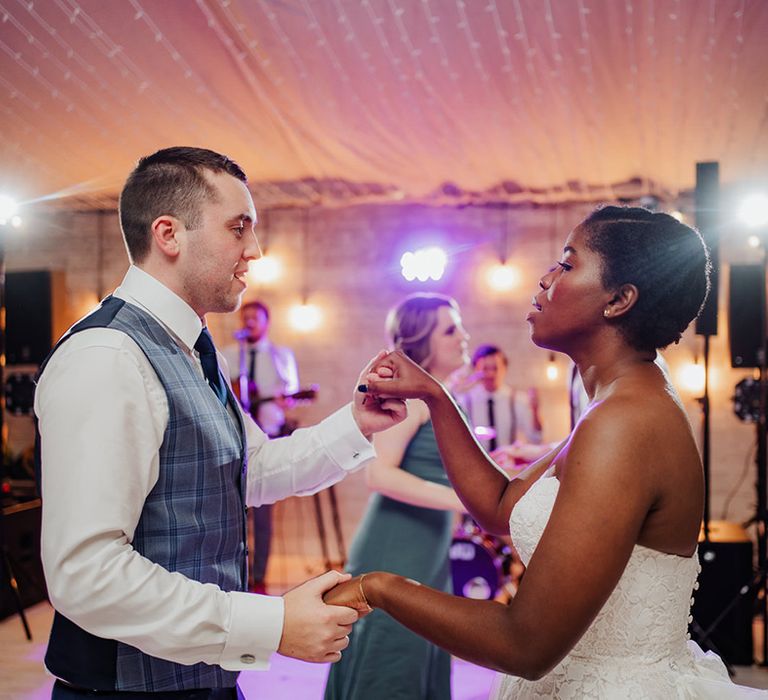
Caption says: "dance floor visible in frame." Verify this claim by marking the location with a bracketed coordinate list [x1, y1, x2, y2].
[0, 602, 495, 699]
[3, 601, 768, 699]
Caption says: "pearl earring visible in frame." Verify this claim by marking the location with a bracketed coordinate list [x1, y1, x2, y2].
[603, 309, 610, 317]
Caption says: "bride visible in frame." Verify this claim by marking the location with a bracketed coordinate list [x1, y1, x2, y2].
[325, 206, 765, 698]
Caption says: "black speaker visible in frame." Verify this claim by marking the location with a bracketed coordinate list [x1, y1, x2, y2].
[729, 264, 765, 368]
[692, 535, 754, 665]
[5, 270, 53, 365]
[695, 162, 720, 336]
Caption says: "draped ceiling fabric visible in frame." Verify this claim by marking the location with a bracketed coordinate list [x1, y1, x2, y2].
[1, 0, 767, 211]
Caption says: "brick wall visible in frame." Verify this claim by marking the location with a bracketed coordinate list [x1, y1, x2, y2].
[6, 201, 758, 549]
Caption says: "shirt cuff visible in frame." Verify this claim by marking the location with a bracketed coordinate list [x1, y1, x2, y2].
[319, 404, 376, 472]
[219, 591, 284, 671]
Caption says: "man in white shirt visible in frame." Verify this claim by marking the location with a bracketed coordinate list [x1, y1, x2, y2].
[35, 147, 405, 699]
[222, 301, 300, 594]
[222, 301, 299, 439]
[456, 345, 543, 463]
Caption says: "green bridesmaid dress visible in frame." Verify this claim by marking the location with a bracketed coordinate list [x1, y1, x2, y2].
[324, 419, 454, 700]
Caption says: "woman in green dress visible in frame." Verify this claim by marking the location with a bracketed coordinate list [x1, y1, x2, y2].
[324, 293, 469, 700]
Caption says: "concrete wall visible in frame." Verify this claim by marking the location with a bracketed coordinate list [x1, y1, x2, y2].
[5, 201, 759, 550]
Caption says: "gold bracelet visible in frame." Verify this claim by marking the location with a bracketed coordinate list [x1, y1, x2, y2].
[359, 573, 373, 612]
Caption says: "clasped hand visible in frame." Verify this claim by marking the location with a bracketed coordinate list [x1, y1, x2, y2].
[323, 574, 375, 617]
[361, 350, 442, 402]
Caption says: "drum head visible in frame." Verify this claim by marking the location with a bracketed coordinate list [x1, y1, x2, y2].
[449, 537, 501, 600]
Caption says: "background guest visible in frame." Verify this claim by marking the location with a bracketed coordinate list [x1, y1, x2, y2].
[222, 300, 299, 593]
[324, 293, 469, 700]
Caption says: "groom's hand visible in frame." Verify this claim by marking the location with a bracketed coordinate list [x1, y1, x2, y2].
[279, 570, 358, 663]
[352, 350, 407, 438]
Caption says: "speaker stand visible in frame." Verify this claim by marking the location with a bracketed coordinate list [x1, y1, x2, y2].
[0, 508, 32, 640]
[700, 334, 712, 542]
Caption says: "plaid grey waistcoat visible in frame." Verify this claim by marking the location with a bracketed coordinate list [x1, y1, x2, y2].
[40, 296, 248, 692]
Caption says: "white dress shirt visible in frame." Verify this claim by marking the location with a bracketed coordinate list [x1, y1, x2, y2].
[458, 384, 542, 449]
[35, 265, 374, 673]
[221, 338, 299, 437]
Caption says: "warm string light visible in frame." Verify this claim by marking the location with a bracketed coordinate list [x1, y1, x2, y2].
[546, 353, 559, 382]
[289, 302, 322, 332]
[289, 209, 321, 332]
[3, 0, 763, 211]
[678, 357, 705, 395]
[248, 255, 281, 284]
[487, 263, 520, 292]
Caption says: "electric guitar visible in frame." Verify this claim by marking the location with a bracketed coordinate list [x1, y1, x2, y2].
[249, 385, 318, 408]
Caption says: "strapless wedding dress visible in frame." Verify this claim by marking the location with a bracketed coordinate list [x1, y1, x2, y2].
[490, 472, 767, 699]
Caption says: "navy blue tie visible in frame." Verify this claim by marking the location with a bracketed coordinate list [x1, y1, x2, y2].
[195, 328, 228, 406]
[487, 397, 497, 451]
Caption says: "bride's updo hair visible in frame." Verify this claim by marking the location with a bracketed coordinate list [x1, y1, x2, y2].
[386, 293, 460, 368]
[582, 205, 711, 352]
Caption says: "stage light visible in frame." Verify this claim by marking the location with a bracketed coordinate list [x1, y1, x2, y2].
[0, 195, 18, 225]
[488, 263, 520, 292]
[400, 247, 447, 282]
[748, 235, 761, 249]
[738, 193, 768, 229]
[679, 359, 705, 395]
[248, 254, 281, 284]
[546, 353, 559, 382]
[289, 302, 321, 332]
[10, 215, 22, 228]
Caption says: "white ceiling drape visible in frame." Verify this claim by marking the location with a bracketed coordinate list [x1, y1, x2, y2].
[1, 0, 767, 210]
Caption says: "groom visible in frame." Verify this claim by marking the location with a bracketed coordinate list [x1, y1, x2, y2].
[35, 146, 406, 698]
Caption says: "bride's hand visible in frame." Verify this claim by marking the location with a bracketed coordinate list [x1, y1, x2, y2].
[363, 350, 443, 402]
[323, 574, 375, 618]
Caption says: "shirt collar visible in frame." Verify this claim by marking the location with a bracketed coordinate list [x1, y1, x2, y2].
[113, 265, 203, 352]
[479, 385, 510, 399]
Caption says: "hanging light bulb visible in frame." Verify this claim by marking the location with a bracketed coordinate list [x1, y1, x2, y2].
[289, 302, 322, 332]
[546, 353, 559, 382]
[248, 254, 281, 284]
[488, 262, 520, 292]
[678, 357, 705, 394]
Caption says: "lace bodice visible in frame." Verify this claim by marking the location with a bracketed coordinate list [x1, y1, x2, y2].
[490, 472, 765, 699]
[510, 474, 699, 661]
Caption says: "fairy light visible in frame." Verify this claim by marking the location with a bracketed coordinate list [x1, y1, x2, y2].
[546, 353, 559, 382]
[289, 302, 322, 332]
[248, 255, 282, 284]
[678, 358, 705, 395]
[488, 263, 521, 292]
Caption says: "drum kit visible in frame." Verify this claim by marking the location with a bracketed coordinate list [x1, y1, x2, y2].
[449, 516, 521, 602]
[448, 423, 529, 601]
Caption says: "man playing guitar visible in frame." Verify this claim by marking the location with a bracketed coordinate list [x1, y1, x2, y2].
[222, 300, 301, 592]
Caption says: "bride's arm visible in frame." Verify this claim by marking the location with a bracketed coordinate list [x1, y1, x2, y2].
[366, 352, 562, 534]
[327, 401, 658, 679]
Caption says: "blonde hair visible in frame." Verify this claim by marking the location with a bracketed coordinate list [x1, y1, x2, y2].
[385, 293, 459, 368]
